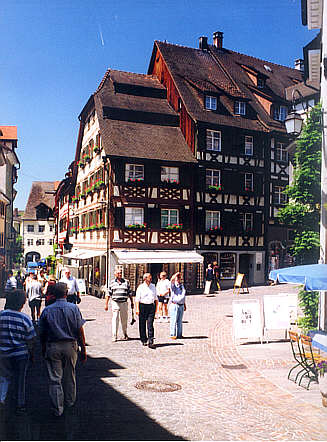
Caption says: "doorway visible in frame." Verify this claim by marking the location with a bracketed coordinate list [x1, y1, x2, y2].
[149, 263, 162, 284]
[239, 254, 251, 285]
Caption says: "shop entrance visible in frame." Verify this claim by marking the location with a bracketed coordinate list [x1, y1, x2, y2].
[239, 254, 251, 284]
[149, 263, 162, 284]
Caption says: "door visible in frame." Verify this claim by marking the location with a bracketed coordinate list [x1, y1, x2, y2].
[239, 254, 251, 285]
[149, 263, 162, 284]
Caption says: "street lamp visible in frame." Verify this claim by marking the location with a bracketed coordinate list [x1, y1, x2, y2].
[284, 88, 312, 136]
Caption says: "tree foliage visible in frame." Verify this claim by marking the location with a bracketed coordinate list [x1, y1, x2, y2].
[297, 289, 319, 333]
[278, 104, 322, 264]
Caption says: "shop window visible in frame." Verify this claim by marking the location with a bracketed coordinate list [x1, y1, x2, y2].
[219, 253, 236, 279]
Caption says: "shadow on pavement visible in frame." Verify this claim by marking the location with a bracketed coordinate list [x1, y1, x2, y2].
[0, 346, 184, 441]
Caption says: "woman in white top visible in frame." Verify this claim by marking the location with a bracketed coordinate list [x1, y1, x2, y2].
[156, 272, 170, 322]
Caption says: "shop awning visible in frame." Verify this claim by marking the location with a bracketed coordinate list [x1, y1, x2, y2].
[63, 249, 105, 260]
[113, 249, 203, 264]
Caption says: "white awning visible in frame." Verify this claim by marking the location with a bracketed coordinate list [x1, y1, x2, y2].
[63, 248, 105, 260]
[113, 249, 203, 264]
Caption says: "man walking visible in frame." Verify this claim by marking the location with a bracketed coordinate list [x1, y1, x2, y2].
[60, 268, 81, 304]
[105, 268, 133, 342]
[135, 273, 158, 349]
[39, 282, 86, 417]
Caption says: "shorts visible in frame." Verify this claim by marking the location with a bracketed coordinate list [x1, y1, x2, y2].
[29, 299, 41, 309]
[158, 296, 169, 304]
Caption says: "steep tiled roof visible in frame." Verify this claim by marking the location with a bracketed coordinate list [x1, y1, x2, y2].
[94, 69, 196, 163]
[152, 41, 304, 133]
[23, 182, 58, 219]
[285, 80, 320, 101]
[0, 126, 17, 140]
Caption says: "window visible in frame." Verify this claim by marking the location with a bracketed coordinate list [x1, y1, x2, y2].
[27, 225, 34, 233]
[273, 105, 288, 122]
[161, 167, 179, 184]
[161, 209, 178, 228]
[244, 173, 253, 191]
[206, 169, 220, 187]
[205, 95, 217, 110]
[276, 142, 288, 162]
[242, 213, 253, 231]
[27, 239, 33, 246]
[125, 207, 144, 226]
[206, 130, 221, 151]
[274, 186, 287, 205]
[38, 225, 45, 233]
[49, 225, 53, 232]
[205, 211, 220, 231]
[37, 239, 45, 246]
[235, 101, 246, 115]
[257, 77, 265, 88]
[49, 239, 54, 245]
[245, 136, 253, 156]
[125, 164, 144, 182]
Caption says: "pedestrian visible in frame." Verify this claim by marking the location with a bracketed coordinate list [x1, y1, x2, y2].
[212, 261, 221, 292]
[5, 271, 17, 292]
[104, 268, 134, 342]
[16, 271, 24, 289]
[135, 273, 158, 349]
[169, 272, 186, 339]
[204, 263, 214, 295]
[26, 274, 43, 323]
[43, 274, 57, 306]
[0, 289, 36, 415]
[59, 268, 81, 304]
[156, 271, 170, 322]
[38, 282, 87, 417]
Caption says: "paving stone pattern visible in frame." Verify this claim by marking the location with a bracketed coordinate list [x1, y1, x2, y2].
[0, 284, 327, 440]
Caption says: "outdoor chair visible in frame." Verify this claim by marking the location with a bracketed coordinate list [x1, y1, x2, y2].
[288, 331, 308, 384]
[298, 334, 322, 390]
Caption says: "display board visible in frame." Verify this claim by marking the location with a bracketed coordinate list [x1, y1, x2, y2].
[233, 299, 263, 342]
[263, 293, 297, 330]
[233, 273, 249, 295]
[76, 279, 87, 295]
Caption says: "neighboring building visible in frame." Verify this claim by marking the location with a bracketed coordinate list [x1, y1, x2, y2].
[0, 126, 20, 279]
[56, 33, 305, 293]
[22, 182, 57, 265]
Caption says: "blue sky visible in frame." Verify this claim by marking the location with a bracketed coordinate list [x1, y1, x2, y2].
[1, 0, 317, 209]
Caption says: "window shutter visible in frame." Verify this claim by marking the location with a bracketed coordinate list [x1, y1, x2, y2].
[254, 212, 263, 234]
[197, 168, 206, 190]
[196, 208, 205, 232]
[197, 128, 206, 151]
[180, 166, 192, 186]
[114, 161, 125, 184]
[180, 207, 191, 229]
[114, 207, 124, 228]
[148, 208, 160, 229]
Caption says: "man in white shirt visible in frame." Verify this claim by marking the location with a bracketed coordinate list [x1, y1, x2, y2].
[156, 272, 170, 322]
[135, 273, 158, 348]
[59, 269, 81, 304]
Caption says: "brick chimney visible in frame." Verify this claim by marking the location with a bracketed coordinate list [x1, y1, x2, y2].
[213, 31, 223, 48]
[199, 36, 208, 50]
[294, 58, 304, 72]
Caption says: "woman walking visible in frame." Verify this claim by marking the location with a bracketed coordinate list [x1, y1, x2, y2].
[169, 272, 186, 339]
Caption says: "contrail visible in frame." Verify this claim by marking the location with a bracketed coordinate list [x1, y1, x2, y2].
[98, 24, 105, 46]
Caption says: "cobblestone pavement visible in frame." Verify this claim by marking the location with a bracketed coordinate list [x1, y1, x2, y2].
[1, 284, 327, 440]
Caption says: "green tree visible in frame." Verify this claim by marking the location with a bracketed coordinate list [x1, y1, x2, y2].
[278, 104, 322, 264]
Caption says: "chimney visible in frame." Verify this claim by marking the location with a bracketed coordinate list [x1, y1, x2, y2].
[213, 31, 223, 49]
[199, 36, 208, 50]
[294, 58, 304, 72]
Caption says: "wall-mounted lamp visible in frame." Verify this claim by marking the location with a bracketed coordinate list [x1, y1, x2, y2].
[284, 88, 313, 136]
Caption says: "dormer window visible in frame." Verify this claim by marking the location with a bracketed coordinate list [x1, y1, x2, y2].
[205, 95, 217, 110]
[235, 101, 246, 115]
[273, 105, 288, 122]
[257, 77, 265, 88]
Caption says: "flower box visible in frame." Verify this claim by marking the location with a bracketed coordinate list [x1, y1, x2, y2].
[97, 223, 105, 230]
[126, 178, 144, 184]
[84, 155, 91, 163]
[126, 223, 146, 229]
[93, 146, 100, 154]
[78, 161, 85, 169]
[207, 226, 223, 233]
[86, 187, 93, 195]
[72, 196, 78, 203]
[162, 179, 180, 186]
[164, 223, 183, 230]
[208, 185, 223, 191]
[93, 180, 105, 191]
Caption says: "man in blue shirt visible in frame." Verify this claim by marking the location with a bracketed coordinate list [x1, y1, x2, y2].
[169, 272, 187, 339]
[39, 282, 86, 417]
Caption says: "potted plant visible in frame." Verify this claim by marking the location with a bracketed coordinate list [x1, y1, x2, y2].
[165, 223, 183, 230]
[93, 145, 100, 154]
[78, 160, 85, 169]
[84, 154, 91, 163]
[126, 223, 146, 229]
[208, 226, 223, 233]
[317, 360, 327, 407]
[208, 184, 223, 191]
[127, 178, 144, 184]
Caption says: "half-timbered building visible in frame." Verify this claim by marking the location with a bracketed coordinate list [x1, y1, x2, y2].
[147, 32, 303, 285]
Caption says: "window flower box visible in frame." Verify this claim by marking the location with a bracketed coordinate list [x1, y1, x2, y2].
[96, 223, 105, 230]
[164, 223, 183, 230]
[79, 227, 87, 232]
[86, 187, 93, 195]
[78, 160, 85, 169]
[80, 192, 86, 199]
[162, 179, 180, 186]
[93, 180, 105, 191]
[84, 155, 91, 163]
[126, 223, 146, 229]
[72, 196, 78, 203]
[244, 188, 253, 192]
[70, 227, 77, 234]
[126, 178, 144, 184]
[207, 226, 223, 233]
[208, 184, 223, 192]
[93, 145, 100, 154]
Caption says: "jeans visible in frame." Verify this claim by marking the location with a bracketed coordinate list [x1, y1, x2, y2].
[45, 340, 78, 416]
[0, 354, 29, 407]
[169, 303, 184, 338]
[111, 300, 128, 338]
[139, 303, 155, 343]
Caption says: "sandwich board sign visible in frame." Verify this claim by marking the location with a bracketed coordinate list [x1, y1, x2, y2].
[263, 293, 298, 331]
[76, 279, 87, 295]
[232, 299, 263, 343]
[233, 273, 249, 295]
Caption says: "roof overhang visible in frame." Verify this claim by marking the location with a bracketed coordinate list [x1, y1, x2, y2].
[113, 249, 203, 264]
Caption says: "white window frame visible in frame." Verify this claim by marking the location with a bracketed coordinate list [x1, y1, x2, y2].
[242, 213, 253, 231]
[161, 209, 179, 228]
[27, 225, 34, 233]
[276, 142, 288, 162]
[205, 95, 217, 110]
[205, 210, 220, 231]
[274, 186, 287, 205]
[206, 169, 221, 187]
[125, 207, 144, 226]
[274, 105, 288, 122]
[161, 167, 179, 184]
[206, 130, 221, 151]
[245, 173, 253, 191]
[245, 136, 253, 156]
[235, 101, 246, 115]
[125, 164, 144, 182]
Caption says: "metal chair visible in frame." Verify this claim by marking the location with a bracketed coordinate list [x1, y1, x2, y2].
[288, 331, 307, 383]
[298, 334, 322, 389]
